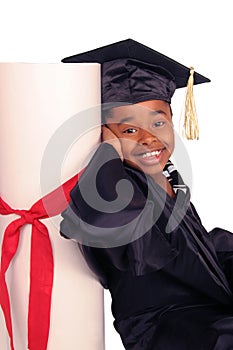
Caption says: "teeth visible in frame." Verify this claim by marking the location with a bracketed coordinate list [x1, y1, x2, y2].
[142, 149, 162, 158]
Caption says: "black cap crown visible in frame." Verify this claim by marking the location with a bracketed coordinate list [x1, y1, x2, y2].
[62, 39, 210, 105]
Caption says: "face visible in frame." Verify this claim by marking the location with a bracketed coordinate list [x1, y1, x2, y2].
[105, 100, 174, 179]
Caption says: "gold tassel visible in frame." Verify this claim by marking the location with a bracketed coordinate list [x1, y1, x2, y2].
[182, 67, 199, 140]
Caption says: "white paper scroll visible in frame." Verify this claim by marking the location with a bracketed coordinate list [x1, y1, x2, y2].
[0, 63, 104, 349]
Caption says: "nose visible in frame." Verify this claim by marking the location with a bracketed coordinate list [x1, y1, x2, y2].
[139, 128, 157, 145]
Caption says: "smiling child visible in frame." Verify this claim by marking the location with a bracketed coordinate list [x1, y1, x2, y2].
[102, 99, 175, 197]
[60, 39, 233, 350]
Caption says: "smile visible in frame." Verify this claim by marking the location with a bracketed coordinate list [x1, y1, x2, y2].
[141, 149, 163, 159]
[134, 147, 166, 166]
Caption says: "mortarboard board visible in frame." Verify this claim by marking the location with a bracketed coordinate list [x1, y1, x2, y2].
[62, 39, 210, 139]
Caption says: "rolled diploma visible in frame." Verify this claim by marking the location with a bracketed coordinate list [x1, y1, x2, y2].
[0, 63, 104, 349]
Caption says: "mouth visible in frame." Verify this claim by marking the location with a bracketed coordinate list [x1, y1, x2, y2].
[134, 147, 166, 165]
[141, 148, 164, 159]
[137, 147, 166, 158]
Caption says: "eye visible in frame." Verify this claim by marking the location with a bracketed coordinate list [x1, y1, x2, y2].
[123, 127, 137, 134]
[153, 121, 165, 128]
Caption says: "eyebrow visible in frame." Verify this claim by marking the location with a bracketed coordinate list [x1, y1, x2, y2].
[118, 116, 134, 124]
[118, 109, 167, 124]
[149, 109, 167, 116]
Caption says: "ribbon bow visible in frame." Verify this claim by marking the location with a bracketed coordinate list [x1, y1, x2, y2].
[0, 170, 83, 350]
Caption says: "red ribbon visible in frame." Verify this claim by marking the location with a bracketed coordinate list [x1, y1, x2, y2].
[0, 169, 84, 350]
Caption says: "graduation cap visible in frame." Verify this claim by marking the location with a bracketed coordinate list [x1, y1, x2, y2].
[62, 39, 210, 140]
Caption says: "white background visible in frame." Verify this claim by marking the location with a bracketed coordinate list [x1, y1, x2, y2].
[1, 1, 233, 349]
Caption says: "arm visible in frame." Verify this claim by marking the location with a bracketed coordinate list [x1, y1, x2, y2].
[209, 227, 233, 290]
[60, 137, 178, 284]
[60, 141, 152, 245]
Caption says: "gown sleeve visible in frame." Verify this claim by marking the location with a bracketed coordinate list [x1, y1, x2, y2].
[209, 227, 233, 291]
[60, 143, 178, 288]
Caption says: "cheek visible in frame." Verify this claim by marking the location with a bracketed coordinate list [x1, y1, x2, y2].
[156, 127, 174, 149]
[168, 131, 175, 152]
[119, 138, 135, 156]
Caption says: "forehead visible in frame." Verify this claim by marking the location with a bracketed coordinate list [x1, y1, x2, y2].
[106, 100, 172, 125]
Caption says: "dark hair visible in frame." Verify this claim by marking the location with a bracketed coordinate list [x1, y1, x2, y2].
[101, 101, 173, 124]
[101, 107, 112, 124]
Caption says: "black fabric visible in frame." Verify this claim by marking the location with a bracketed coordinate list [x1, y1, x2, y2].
[60, 143, 233, 350]
[101, 58, 176, 104]
[62, 39, 210, 88]
[61, 39, 210, 104]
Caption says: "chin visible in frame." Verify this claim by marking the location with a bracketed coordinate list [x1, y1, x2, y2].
[124, 159, 164, 176]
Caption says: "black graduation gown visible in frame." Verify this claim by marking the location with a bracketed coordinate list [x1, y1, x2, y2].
[60, 143, 233, 350]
